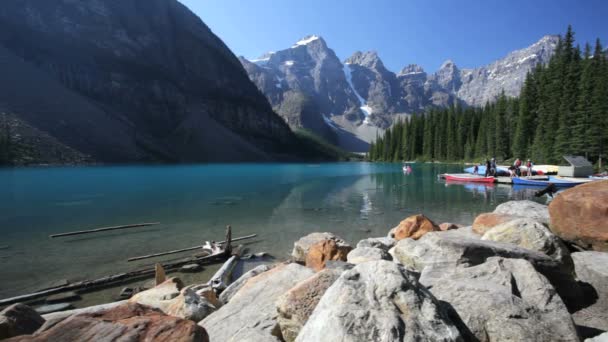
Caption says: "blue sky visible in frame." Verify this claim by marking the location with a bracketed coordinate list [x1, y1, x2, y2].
[179, 0, 607, 73]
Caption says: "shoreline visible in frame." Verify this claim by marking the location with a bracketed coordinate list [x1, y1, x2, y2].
[2, 181, 607, 341]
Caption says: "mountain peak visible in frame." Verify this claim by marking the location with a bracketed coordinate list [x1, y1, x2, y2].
[398, 64, 425, 76]
[291, 35, 324, 48]
[440, 59, 457, 69]
[345, 51, 384, 69]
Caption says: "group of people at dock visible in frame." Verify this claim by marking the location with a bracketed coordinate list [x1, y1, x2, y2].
[472, 158, 534, 178]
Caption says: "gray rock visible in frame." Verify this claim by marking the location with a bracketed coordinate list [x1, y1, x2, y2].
[355, 236, 396, 251]
[200, 262, 315, 342]
[481, 218, 572, 268]
[572, 252, 608, 336]
[346, 246, 391, 264]
[0, 304, 45, 340]
[493, 200, 550, 225]
[419, 257, 579, 342]
[392, 231, 583, 311]
[129, 277, 216, 322]
[219, 263, 275, 304]
[295, 260, 462, 342]
[585, 332, 608, 342]
[276, 268, 343, 342]
[291, 232, 349, 262]
[39, 300, 128, 334]
[35, 303, 73, 315]
[323, 260, 354, 271]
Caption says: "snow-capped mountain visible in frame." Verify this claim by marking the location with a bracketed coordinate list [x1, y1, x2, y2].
[240, 34, 559, 151]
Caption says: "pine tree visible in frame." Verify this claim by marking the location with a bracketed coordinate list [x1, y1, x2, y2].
[494, 92, 509, 160]
[572, 43, 593, 157]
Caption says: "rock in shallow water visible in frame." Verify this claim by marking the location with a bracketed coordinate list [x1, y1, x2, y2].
[0, 304, 45, 340]
[295, 260, 462, 342]
[200, 263, 315, 342]
[419, 257, 579, 342]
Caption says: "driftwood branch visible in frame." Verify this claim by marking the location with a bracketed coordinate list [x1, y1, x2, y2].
[209, 245, 244, 291]
[50, 223, 160, 238]
[126, 234, 257, 262]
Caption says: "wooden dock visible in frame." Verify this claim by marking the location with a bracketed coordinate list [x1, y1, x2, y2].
[495, 176, 549, 184]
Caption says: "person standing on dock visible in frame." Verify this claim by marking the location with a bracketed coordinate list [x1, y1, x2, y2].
[514, 158, 522, 177]
[473, 164, 479, 175]
[484, 160, 491, 177]
[490, 158, 497, 177]
[525, 159, 533, 176]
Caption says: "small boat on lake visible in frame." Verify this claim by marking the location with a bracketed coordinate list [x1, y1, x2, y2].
[463, 165, 510, 177]
[548, 176, 596, 184]
[444, 173, 496, 183]
[512, 176, 584, 187]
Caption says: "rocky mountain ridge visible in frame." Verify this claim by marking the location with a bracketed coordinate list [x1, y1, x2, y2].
[241, 34, 559, 151]
[0, 0, 301, 164]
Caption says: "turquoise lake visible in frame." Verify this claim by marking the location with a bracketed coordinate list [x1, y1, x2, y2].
[0, 162, 546, 300]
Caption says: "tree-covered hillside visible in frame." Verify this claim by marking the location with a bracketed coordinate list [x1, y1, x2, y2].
[369, 26, 607, 167]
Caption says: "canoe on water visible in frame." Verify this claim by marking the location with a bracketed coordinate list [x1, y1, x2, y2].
[548, 176, 596, 184]
[464, 166, 509, 176]
[512, 177, 582, 187]
[444, 173, 496, 183]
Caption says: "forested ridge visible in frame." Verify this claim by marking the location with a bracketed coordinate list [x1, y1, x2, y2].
[369, 26, 608, 167]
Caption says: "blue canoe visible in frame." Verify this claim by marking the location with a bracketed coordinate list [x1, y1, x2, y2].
[464, 165, 509, 176]
[512, 177, 579, 188]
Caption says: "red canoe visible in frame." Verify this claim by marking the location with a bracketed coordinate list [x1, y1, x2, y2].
[444, 173, 496, 183]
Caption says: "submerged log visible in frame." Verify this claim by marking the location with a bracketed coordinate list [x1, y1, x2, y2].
[126, 233, 257, 262]
[49, 222, 160, 238]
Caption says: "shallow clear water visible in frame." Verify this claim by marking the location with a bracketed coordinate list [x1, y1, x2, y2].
[0, 162, 546, 301]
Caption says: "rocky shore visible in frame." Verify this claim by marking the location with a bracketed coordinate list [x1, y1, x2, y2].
[1, 181, 607, 341]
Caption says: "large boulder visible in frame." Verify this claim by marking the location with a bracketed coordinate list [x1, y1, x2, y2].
[295, 260, 462, 342]
[305, 239, 352, 271]
[129, 278, 217, 322]
[219, 264, 275, 304]
[0, 304, 45, 340]
[572, 251, 608, 337]
[493, 200, 550, 224]
[291, 232, 350, 262]
[389, 214, 440, 240]
[346, 246, 391, 264]
[472, 213, 517, 235]
[419, 257, 579, 342]
[200, 262, 315, 342]
[355, 237, 396, 251]
[548, 180, 608, 251]
[7, 302, 208, 342]
[481, 218, 573, 269]
[276, 268, 343, 342]
[392, 231, 584, 311]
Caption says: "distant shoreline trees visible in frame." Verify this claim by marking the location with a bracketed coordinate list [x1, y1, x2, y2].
[369, 26, 607, 167]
